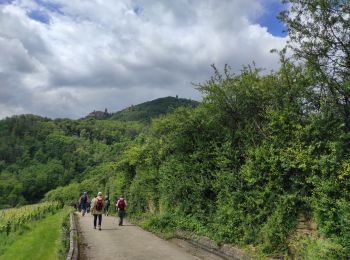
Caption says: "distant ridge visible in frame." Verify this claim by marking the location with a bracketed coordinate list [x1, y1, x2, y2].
[109, 96, 199, 122]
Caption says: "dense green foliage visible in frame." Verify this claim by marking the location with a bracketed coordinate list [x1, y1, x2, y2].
[0, 97, 198, 207]
[110, 96, 199, 122]
[280, 0, 350, 131]
[0, 115, 143, 207]
[110, 56, 350, 257]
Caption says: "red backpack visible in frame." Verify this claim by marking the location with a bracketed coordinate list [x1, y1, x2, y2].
[117, 198, 125, 209]
[96, 197, 103, 211]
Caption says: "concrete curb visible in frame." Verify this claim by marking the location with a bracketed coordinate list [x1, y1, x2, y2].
[66, 212, 79, 260]
[175, 231, 252, 260]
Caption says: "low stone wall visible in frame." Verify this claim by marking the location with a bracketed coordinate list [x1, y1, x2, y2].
[66, 213, 79, 260]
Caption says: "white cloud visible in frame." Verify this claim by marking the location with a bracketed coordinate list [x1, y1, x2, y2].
[0, 0, 287, 119]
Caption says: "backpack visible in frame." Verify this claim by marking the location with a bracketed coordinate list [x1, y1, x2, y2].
[96, 197, 103, 211]
[117, 199, 125, 209]
[81, 194, 87, 204]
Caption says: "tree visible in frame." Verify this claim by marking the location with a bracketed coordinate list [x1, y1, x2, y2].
[280, 0, 350, 131]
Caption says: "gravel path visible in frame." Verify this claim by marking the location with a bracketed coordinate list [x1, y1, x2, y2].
[77, 213, 223, 260]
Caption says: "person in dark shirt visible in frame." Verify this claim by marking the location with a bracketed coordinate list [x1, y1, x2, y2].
[79, 192, 90, 216]
[104, 196, 110, 216]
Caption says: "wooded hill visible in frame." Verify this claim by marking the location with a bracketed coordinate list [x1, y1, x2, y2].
[0, 96, 197, 207]
[109, 96, 199, 122]
[84, 96, 199, 121]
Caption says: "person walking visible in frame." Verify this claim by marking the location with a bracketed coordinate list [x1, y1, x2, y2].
[116, 195, 127, 226]
[91, 192, 104, 230]
[79, 192, 90, 216]
[104, 196, 110, 216]
[88, 195, 96, 214]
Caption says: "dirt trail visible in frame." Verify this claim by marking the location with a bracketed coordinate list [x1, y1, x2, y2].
[77, 213, 223, 260]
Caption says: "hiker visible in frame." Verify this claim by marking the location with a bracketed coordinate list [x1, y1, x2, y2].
[91, 192, 104, 230]
[79, 192, 90, 216]
[90, 195, 97, 213]
[116, 195, 127, 226]
[86, 199, 91, 213]
[78, 193, 82, 212]
[104, 196, 110, 216]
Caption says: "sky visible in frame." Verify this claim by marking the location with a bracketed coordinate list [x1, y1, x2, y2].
[0, 0, 287, 119]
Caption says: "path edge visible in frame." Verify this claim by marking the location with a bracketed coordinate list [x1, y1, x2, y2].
[66, 212, 79, 260]
[174, 231, 252, 260]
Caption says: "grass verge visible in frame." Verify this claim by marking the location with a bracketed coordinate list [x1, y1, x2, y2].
[130, 213, 177, 240]
[0, 207, 70, 260]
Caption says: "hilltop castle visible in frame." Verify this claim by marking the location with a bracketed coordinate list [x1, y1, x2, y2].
[86, 108, 110, 119]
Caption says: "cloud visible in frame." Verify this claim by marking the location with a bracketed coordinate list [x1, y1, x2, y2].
[0, 0, 287, 119]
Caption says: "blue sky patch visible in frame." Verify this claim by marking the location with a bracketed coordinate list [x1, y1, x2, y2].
[34, 0, 63, 15]
[27, 9, 50, 24]
[257, 1, 287, 37]
[0, 0, 14, 4]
